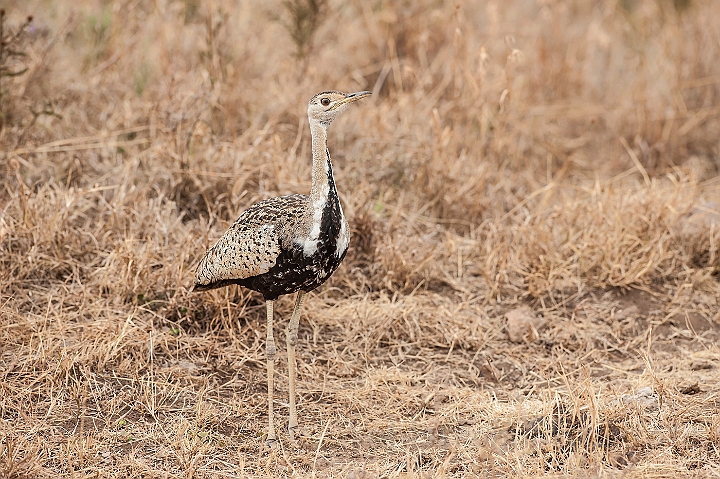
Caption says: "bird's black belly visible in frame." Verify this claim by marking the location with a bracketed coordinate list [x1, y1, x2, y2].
[241, 243, 345, 300]
[236, 199, 346, 300]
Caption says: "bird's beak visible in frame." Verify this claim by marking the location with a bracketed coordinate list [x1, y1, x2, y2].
[331, 91, 371, 110]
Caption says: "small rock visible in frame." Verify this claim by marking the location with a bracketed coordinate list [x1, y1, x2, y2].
[679, 383, 702, 395]
[680, 201, 720, 233]
[615, 305, 639, 320]
[608, 451, 636, 467]
[0, 216, 7, 245]
[690, 361, 714, 371]
[505, 307, 546, 343]
[620, 387, 658, 409]
[170, 359, 199, 371]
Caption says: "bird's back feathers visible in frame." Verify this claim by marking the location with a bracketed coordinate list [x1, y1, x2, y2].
[193, 194, 309, 290]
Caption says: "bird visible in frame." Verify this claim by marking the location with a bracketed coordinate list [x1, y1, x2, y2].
[192, 90, 371, 445]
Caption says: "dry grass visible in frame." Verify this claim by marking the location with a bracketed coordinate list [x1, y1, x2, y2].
[1, 0, 720, 477]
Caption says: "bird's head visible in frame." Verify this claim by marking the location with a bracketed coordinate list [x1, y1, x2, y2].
[307, 90, 371, 126]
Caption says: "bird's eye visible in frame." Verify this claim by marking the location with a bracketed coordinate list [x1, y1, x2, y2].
[321, 98, 330, 106]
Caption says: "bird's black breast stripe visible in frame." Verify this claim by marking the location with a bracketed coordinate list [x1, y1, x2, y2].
[233, 186, 346, 300]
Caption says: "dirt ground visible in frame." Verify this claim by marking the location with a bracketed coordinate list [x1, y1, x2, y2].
[1, 0, 719, 477]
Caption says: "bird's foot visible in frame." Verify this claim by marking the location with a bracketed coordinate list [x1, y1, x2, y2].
[288, 425, 300, 447]
[266, 434, 278, 449]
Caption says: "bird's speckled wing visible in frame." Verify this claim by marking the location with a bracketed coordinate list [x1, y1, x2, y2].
[193, 195, 308, 290]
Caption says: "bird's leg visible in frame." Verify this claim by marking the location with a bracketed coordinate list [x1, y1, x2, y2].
[286, 290, 306, 441]
[265, 300, 277, 447]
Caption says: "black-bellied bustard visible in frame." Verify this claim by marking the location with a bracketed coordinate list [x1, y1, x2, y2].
[192, 90, 371, 445]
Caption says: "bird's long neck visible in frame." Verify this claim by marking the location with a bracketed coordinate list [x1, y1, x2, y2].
[300, 118, 349, 258]
[309, 120, 338, 214]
